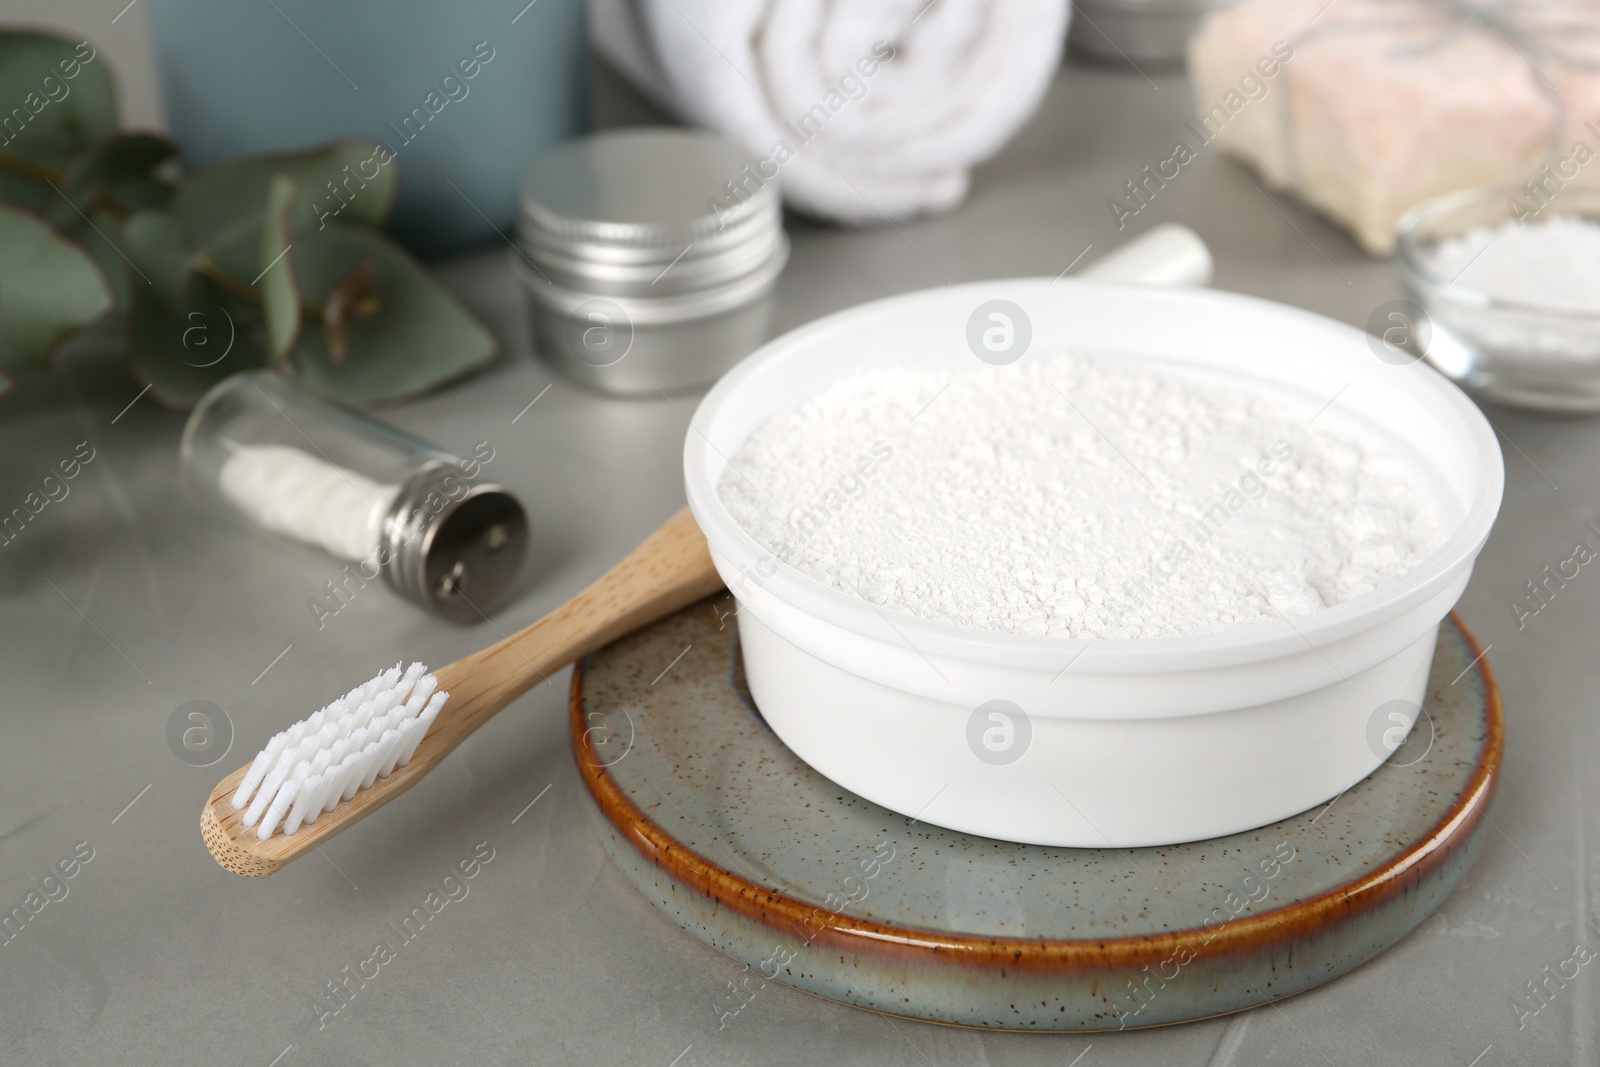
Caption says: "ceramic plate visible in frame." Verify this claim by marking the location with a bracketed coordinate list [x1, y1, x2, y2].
[571, 598, 1501, 1031]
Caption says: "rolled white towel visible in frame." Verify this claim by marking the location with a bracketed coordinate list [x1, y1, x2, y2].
[589, 0, 1070, 224]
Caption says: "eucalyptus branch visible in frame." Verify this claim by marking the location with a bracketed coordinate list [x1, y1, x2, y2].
[192, 252, 330, 319]
[0, 27, 498, 409]
[191, 253, 262, 303]
[0, 152, 61, 186]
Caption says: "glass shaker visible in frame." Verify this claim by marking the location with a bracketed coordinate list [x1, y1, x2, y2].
[181, 371, 527, 622]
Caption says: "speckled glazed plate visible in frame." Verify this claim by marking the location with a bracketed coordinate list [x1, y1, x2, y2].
[571, 599, 1501, 1031]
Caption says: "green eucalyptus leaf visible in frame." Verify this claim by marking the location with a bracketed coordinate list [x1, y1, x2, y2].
[40, 133, 180, 307]
[128, 273, 266, 409]
[260, 175, 301, 363]
[124, 208, 265, 407]
[0, 166, 51, 215]
[171, 140, 397, 251]
[0, 33, 115, 173]
[0, 202, 113, 385]
[286, 224, 497, 406]
[198, 223, 266, 290]
[121, 210, 192, 303]
[68, 217, 134, 308]
[59, 132, 176, 214]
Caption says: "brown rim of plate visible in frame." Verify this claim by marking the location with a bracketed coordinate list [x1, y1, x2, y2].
[571, 611, 1503, 976]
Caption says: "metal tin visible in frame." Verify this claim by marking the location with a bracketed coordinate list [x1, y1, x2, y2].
[182, 371, 528, 624]
[1069, 0, 1234, 67]
[515, 128, 789, 396]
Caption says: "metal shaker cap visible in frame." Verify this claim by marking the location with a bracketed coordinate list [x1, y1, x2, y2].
[517, 128, 784, 298]
[380, 464, 529, 624]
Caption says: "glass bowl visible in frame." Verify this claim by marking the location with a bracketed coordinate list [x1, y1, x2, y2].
[1396, 186, 1600, 412]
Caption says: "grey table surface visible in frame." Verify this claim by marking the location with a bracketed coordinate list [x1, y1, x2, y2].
[2, 43, 1598, 1067]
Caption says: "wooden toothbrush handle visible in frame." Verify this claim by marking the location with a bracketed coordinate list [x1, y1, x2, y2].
[433, 506, 724, 725]
[201, 507, 724, 877]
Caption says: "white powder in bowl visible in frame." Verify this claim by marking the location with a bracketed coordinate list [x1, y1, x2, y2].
[717, 358, 1442, 639]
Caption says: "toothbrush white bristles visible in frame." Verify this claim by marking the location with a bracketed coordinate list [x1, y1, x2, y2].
[202, 506, 722, 878]
[231, 663, 447, 840]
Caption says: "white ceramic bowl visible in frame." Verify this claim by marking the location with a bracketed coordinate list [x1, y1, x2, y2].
[684, 280, 1503, 847]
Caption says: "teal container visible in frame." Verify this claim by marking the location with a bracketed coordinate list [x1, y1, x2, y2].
[146, 0, 588, 256]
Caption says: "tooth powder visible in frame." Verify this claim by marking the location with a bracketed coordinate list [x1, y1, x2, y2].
[719, 357, 1441, 640]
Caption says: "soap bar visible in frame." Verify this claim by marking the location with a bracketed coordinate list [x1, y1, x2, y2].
[1188, 0, 1600, 254]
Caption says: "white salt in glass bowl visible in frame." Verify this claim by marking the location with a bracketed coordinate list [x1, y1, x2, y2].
[1397, 186, 1600, 412]
[684, 281, 1502, 847]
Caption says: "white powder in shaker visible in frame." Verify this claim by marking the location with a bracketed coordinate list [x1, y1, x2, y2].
[1426, 215, 1600, 314]
[219, 445, 398, 562]
[718, 358, 1442, 639]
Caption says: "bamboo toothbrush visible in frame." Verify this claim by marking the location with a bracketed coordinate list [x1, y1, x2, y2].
[202, 507, 722, 877]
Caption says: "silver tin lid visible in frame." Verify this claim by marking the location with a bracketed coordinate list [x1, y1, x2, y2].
[380, 464, 529, 624]
[517, 128, 783, 298]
